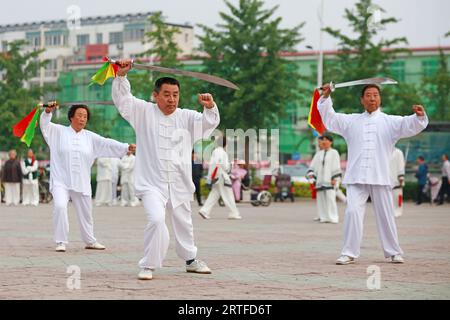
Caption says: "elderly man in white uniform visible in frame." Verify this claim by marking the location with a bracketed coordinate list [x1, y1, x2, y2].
[21, 149, 40, 206]
[307, 134, 342, 224]
[199, 136, 242, 220]
[390, 147, 405, 218]
[119, 150, 139, 207]
[318, 83, 428, 265]
[40, 103, 135, 252]
[112, 60, 220, 280]
[95, 157, 113, 206]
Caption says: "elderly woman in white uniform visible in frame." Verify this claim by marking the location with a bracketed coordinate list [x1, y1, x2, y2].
[40, 102, 135, 252]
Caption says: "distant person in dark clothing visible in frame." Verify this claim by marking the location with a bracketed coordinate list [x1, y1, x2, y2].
[437, 154, 450, 205]
[1, 150, 22, 206]
[415, 156, 428, 205]
[192, 151, 204, 206]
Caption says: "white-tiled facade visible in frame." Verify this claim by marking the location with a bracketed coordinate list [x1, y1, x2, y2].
[0, 12, 194, 84]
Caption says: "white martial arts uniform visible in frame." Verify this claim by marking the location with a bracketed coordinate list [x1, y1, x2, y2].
[307, 148, 342, 223]
[95, 157, 113, 206]
[390, 148, 405, 218]
[110, 158, 120, 205]
[112, 76, 220, 269]
[21, 158, 39, 206]
[200, 146, 241, 219]
[119, 154, 138, 206]
[40, 111, 129, 245]
[318, 97, 428, 258]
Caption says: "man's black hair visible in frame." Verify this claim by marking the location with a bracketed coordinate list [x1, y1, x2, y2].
[154, 77, 180, 93]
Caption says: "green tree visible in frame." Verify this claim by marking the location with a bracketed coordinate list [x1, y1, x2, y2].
[0, 40, 55, 156]
[421, 48, 450, 120]
[128, 12, 198, 107]
[197, 0, 304, 130]
[322, 0, 410, 114]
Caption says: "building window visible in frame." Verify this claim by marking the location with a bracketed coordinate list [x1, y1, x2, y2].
[45, 59, 58, 77]
[96, 33, 103, 44]
[77, 34, 90, 47]
[389, 60, 405, 82]
[124, 28, 145, 42]
[1, 41, 7, 52]
[26, 32, 41, 48]
[185, 33, 189, 43]
[422, 59, 439, 77]
[109, 32, 123, 44]
[45, 35, 62, 46]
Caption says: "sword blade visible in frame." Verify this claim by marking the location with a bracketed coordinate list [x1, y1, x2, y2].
[334, 77, 398, 89]
[109, 59, 239, 90]
[133, 63, 239, 90]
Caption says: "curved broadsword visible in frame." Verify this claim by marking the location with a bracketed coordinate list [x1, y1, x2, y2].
[108, 58, 239, 91]
[319, 77, 398, 91]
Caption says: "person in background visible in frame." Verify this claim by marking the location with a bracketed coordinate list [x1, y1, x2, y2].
[415, 156, 428, 205]
[21, 148, 39, 206]
[1, 150, 22, 206]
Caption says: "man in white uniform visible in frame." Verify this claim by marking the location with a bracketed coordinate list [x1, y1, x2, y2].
[318, 83, 428, 265]
[21, 149, 39, 206]
[40, 103, 135, 252]
[120, 150, 139, 207]
[390, 147, 405, 217]
[307, 134, 342, 224]
[95, 157, 113, 206]
[112, 60, 220, 280]
[199, 136, 242, 220]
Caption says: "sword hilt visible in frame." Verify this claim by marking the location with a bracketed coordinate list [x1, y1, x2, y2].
[318, 81, 335, 92]
[108, 58, 135, 68]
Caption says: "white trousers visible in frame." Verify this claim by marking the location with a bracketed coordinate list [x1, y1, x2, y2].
[393, 188, 403, 218]
[52, 186, 97, 245]
[121, 182, 138, 206]
[4, 183, 20, 206]
[139, 190, 197, 269]
[112, 179, 118, 201]
[199, 183, 241, 218]
[341, 184, 403, 258]
[95, 181, 112, 206]
[316, 189, 339, 223]
[22, 181, 39, 206]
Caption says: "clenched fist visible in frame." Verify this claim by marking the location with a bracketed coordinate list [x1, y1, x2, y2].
[412, 105, 426, 117]
[44, 101, 59, 114]
[116, 59, 133, 77]
[198, 93, 215, 109]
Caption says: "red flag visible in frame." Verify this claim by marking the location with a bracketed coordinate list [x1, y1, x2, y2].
[308, 89, 326, 135]
[211, 166, 218, 180]
[13, 107, 38, 138]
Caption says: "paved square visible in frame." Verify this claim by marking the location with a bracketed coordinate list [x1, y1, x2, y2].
[1, 200, 449, 299]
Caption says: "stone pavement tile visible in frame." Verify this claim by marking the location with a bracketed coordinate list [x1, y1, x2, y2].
[1, 201, 449, 299]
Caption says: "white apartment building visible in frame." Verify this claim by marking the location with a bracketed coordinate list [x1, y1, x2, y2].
[0, 12, 194, 84]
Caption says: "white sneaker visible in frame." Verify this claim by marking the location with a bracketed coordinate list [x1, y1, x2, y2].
[138, 268, 153, 280]
[313, 217, 320, 222]
[336, 255, 355, 265]
[390, 254, 405, 264]
[228, 215, 242, 220]
[186, 260, 212, 274]
[198, 211, 210, 220]
[85, 242, 106, 250]
[55, 242, 66, 252]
